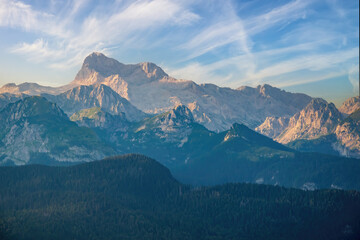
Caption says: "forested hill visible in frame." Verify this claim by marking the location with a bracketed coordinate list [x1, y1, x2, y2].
[0, 154, 360, 240]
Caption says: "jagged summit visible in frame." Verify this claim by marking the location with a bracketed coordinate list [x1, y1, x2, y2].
[142, 105, 194, 129]
[339, 96, 360, 116]
[73, 52, 168, 84]
[276, 98, 343, 144]
[166, 105, 194, 125]
[139, 62, 168, 79]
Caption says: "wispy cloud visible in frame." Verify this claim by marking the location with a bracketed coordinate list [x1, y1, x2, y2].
[245, 0, 310, 35]
[3, 0, 200, 68]
[0, 0, 42, 30]
[11, 38, 64, 62]
[247, 47, 358, 82]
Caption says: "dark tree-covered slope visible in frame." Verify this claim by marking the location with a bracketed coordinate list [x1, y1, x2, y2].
[0, 154, 359, 240]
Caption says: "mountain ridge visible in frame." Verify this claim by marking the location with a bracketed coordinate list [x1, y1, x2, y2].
[0, 52, 313, 131]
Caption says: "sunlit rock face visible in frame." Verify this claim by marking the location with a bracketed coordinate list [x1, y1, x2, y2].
[335, 109, 360, 158]
[255, 116, 289, 139]
[68, 53, 312, 131]
[339, 96, 360, 116]
[276, 98, 343, 144]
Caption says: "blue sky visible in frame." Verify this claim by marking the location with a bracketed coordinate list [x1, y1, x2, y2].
[0, 0, 358, 106]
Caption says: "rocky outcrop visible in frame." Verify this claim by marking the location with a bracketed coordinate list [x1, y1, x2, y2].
[339, 96, 360, 116]
[276, 98, 343, 144]
[255, 116, 289, 139]
[334, 109, 360, 158]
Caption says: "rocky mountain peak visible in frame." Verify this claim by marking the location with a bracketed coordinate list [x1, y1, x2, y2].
[161, 105, 194, 126]
[138, 62, 168, 79]
[339, 96, 360, 116]
[75, 52, 126, 80]
[224, 123, 253, 142]
[223, 122, 288, 151]
[257, 84, 279, 96]
[72, 52, 168, 88]
[307, 98, 330, 109]
[255, 116, 289, 139]
[276, 98, 343, 144]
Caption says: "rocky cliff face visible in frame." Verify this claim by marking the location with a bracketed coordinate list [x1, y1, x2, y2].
[339, 96, 360, 116]
[132, 105, 195, 144]
[334, 109, 360, 158]
[276, 98, 343, 144]
[255, 116, 289, 139]
[42, 84, 146, 122]
[0, 97, 114, 165]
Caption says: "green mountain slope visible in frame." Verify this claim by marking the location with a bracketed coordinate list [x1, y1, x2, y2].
[0, 154, 359, 240]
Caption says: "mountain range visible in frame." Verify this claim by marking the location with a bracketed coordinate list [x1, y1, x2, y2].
[0, 96, 359, 190]
[0, 52, 312, 131]
[0, 52, 359, 189]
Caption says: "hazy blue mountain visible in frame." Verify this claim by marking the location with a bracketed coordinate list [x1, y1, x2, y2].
[0, 154, 359, 240]
[286, 134, 341, 156]
[173, 123, 360, 190]
[78, 105, 360, 190]
[1, 98, 359, 190]
[0, 96, 114, 165]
